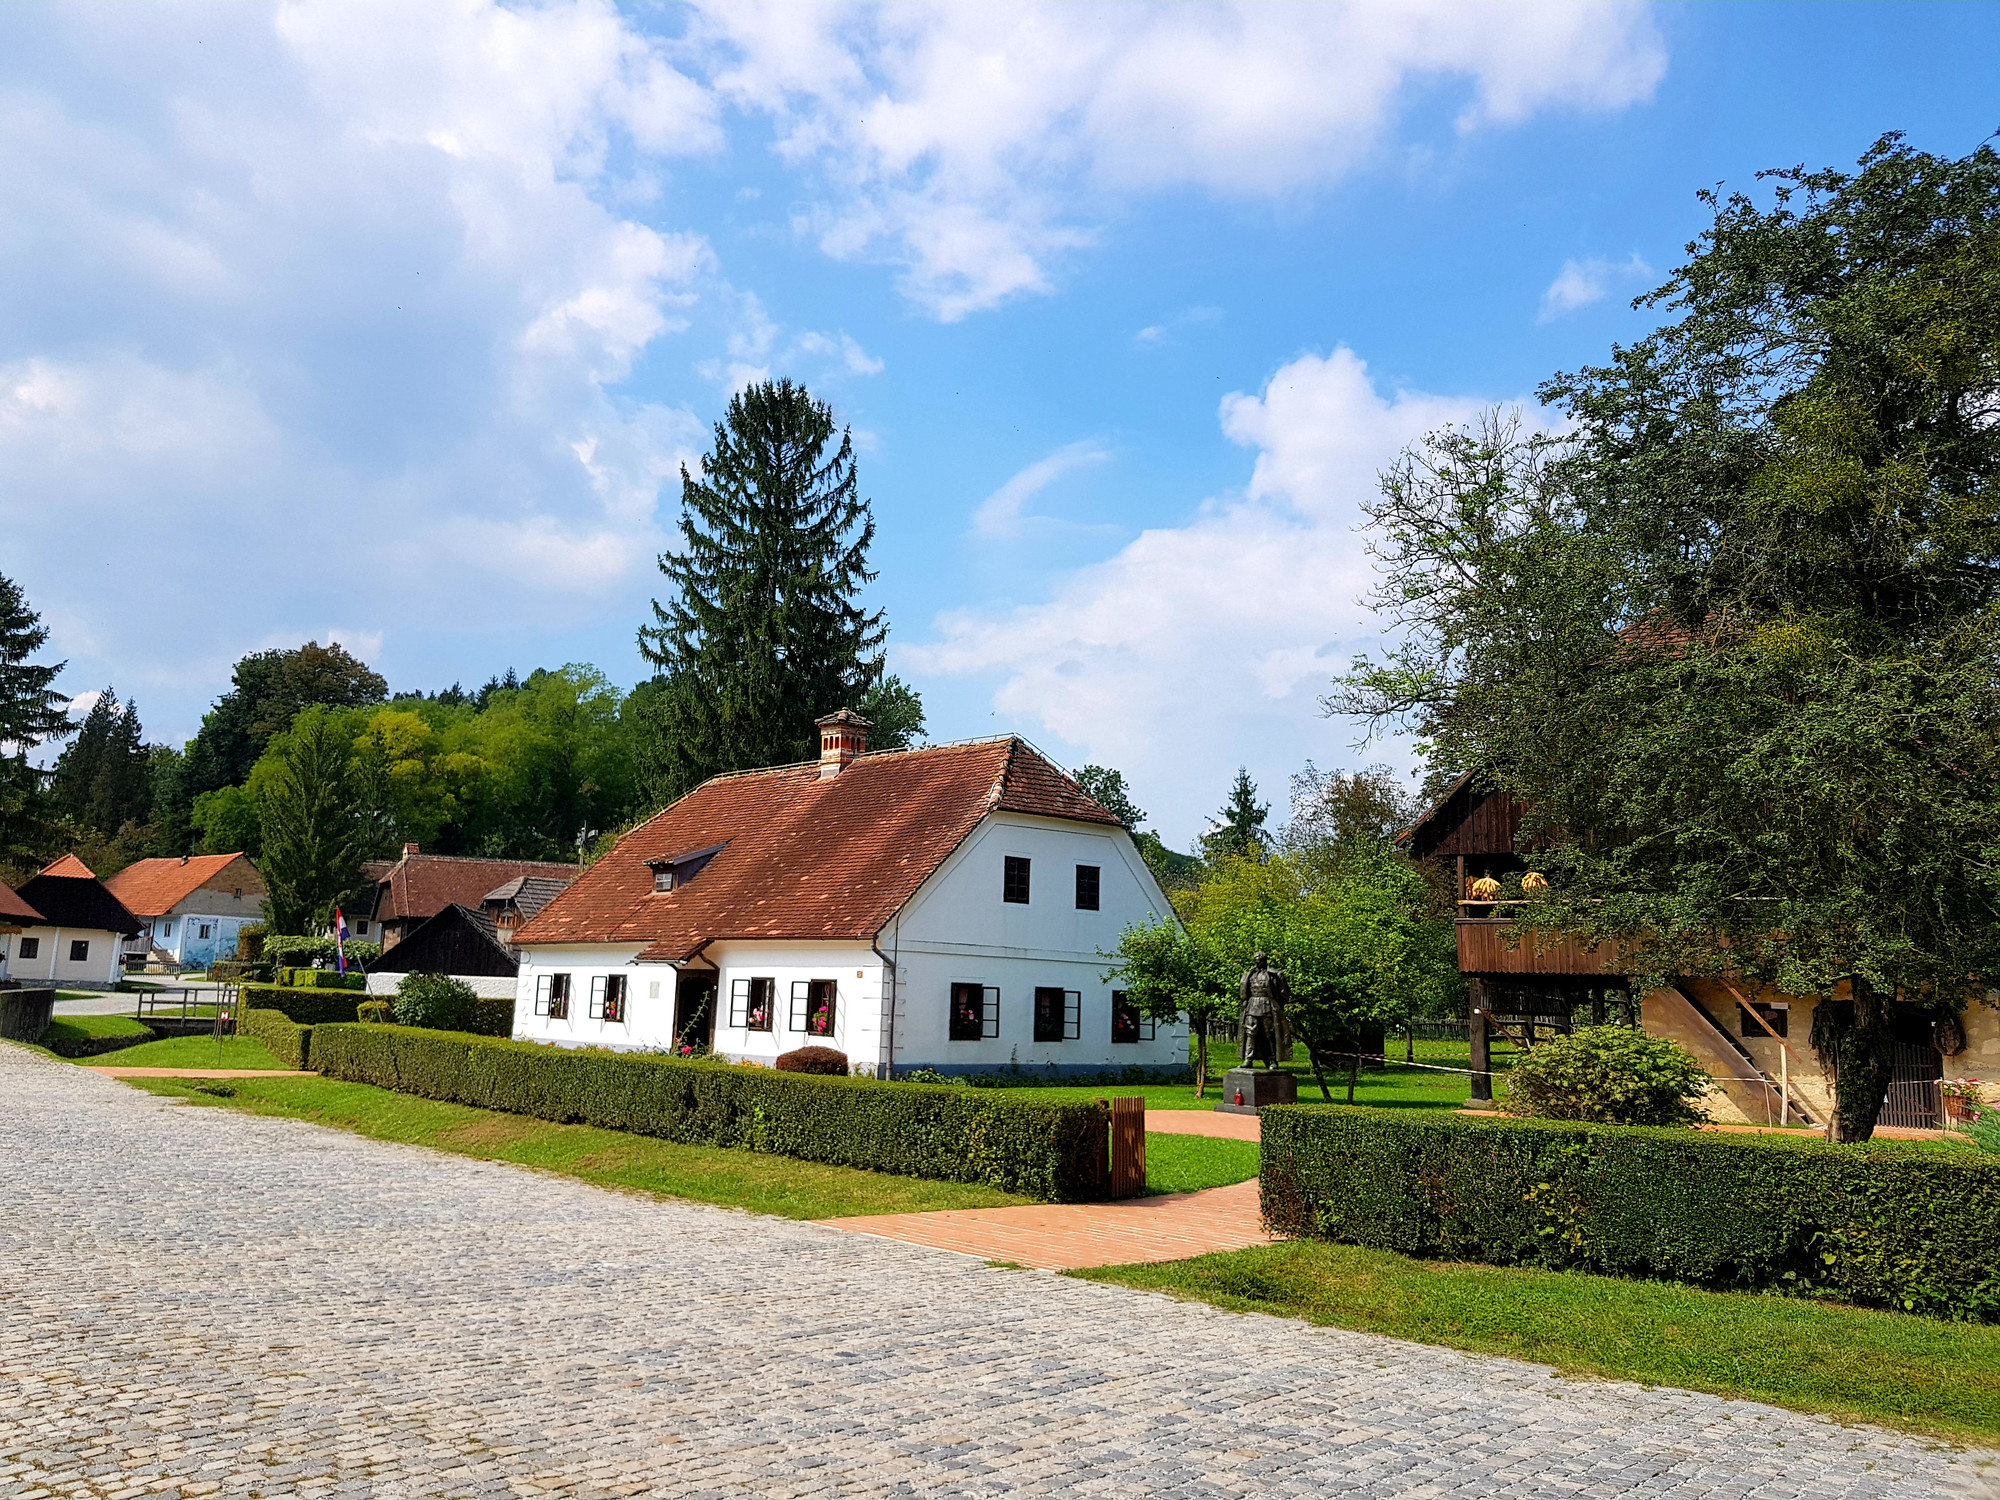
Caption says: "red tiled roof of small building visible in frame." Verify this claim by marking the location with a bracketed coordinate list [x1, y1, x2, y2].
[512, 736, 1121, 961]
[104, 853, 258, 918]
[370, 853, 581, 923]
[0, 879, 44, 924]
[38, 853, 95, 879]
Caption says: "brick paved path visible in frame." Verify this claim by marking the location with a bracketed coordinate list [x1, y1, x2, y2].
[821, 1178, 1276, 1270]
[2, 1046, 1990, 1500]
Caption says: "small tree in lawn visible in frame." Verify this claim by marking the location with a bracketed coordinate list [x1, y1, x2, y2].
[1108, 916, 1233, 1097]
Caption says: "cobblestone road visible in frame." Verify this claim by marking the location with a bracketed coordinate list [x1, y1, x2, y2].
[2, 1045, 1990, 1499]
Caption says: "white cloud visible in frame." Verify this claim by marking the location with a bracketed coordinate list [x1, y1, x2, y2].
[1537, 251, 1654, 321]
[971, 442, 1114, 540]
[908, 347, 1533, 844]
[0, 0, 721, 734]
[695, 2, 1667, 318]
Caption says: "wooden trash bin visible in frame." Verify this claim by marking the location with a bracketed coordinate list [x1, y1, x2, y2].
[1109, 1096, 1146, 1198]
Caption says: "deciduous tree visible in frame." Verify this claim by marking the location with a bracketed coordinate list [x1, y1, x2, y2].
[1333, 136, 2000, 1140]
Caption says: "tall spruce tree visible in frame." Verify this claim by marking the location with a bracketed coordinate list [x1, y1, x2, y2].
[638, 380, 888, 801]
[1202, 768, 1270, 861]
[0, 573, 76, 873]
[257, 706, 366, 935]
[51, 689, 153, 837]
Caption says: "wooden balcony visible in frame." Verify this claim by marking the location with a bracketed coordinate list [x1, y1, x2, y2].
[1456, 903, 1622, 977]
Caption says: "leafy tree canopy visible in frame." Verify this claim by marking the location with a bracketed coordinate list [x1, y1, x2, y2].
[184, 640, 387, 798]
[1332, 135, 2000, 1139]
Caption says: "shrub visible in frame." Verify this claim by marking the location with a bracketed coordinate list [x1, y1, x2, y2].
[471, 995, 514, 1037]
[240, 984, 379, 1025]
[263, 934, 381, 969]
[281, 967, 365, 991]
[235, 923, 266, 961]
[239, 1008, 313, 1069]
[775, 1046, 849, 1075]
[356, 999, 392, 1024]
[1504, 1024, 1709, 1126]
[393, 972, 479, 1032]
[309, 1024, 1110, 1201]
[1261, 1105, 2000, 1320]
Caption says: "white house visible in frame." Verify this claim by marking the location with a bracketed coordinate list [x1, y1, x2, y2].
[104, 852, 265, 968]
[510, 713, 1188, 1079]
[8, 856, 143, 989]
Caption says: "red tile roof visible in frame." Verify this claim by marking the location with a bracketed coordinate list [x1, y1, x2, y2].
[370, 853, 580, 923]
[0, 879, 43, 924]
[38, 854, 95, 879]
[513, 737, 1121, 961]
[103, 853, 260, 918]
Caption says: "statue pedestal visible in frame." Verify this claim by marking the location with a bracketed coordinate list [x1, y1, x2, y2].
[1216, 1067, 1297, 1114]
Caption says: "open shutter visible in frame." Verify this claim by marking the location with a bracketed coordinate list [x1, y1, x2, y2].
[982, 986, 1001, 1040]
[1064, 990, 1081, 1041]
[728, 978, 750, 1027]
[534, 974, 551, 1017]
[589, 976, 607, 1019]
[790, 980, 810, 1031]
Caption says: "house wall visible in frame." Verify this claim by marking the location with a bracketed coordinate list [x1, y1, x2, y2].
[507, 812, 1189, 1078]
[512, 943, 653, 1048]
[140, 865, 265, 965]
[11, 926, 124, 987]
[366, 970, 516, 999]
[881, 811, 1187, 1077]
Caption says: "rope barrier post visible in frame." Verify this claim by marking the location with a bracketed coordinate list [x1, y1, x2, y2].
[1468, 980, 1493, 1104]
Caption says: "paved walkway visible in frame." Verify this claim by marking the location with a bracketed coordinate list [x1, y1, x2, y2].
[1144, 1108, 1260, 1140]
[2, 1044, 1989, 1499]
[820, 1178, 1275, 1270]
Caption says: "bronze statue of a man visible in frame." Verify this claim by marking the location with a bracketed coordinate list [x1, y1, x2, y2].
[1238, 952, 1292, 1069]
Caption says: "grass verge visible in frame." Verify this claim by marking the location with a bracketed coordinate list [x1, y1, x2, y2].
[78, 1035, 287, 1070]
[125, 1074, 1029, 1220]
[1072, 1240, 2000, 1445]
[1143, 1133, 1259, 1195]
[980, 1038, 1504, 1114]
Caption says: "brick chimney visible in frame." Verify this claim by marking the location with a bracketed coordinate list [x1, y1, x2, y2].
[814, 709, 872, 780]
[403, 843, 420, 857]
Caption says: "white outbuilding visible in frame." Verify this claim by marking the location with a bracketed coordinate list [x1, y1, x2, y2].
[510, 713, 1187, 1079]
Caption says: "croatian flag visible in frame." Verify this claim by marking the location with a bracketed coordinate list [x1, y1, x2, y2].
[334, 908, 350, 975]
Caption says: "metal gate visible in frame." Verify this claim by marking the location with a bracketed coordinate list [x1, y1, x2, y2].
[1880, 1042, 1942, 1129]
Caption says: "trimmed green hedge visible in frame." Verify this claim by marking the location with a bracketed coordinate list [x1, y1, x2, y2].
[240, 1007, 313, 1069]
[1261, 1106, 2000, 1320]
[280, 968, 365, 991]
[240, 985, 372, 1025]
[310, 1024, 1110, 1201]
[244, 983, 514, 1036]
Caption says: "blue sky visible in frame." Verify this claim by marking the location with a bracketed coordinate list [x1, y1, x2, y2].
[3, 1, 1996, 847]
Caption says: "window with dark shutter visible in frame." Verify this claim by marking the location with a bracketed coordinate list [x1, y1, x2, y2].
[1111, 990, 1152, 1043]
[1003, 856, 1031, 904]
[69, 939, 89, 963]
[731, 976, 775, 1031]
[1074, 864, 1100, 911]
[536, 973, 572, 1020]
[19, 937, 39, 961]
[951, 982, 999, 1041]
[805, 979, 837, 1037]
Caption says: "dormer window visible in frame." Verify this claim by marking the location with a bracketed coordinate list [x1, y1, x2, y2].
[646, 841, 727, 895]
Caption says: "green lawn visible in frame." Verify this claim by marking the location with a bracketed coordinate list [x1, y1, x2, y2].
[985, 1037, 1500, 1113]
[1142, 1133, 1260, 1194]
[45, 1014, 152, 1041]
[79, 1035, 287, 1070]
[125, 1074, 1030, 1220]
[1074, 1240, 2000, 1445]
